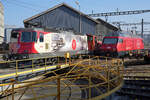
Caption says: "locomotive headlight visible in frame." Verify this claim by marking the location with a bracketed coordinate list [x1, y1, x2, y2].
[17, 44, 20, 49]
[107, 46, 111, 49]
[112, 48, 116, 51]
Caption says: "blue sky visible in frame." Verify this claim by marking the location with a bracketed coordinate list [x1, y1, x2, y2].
[1, 0, 150, 32]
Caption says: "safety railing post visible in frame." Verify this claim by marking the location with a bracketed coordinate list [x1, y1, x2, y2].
[32, 59, 34, 73]
[16, 60, 18, 77]
[65, 54, 67, 64]
[88, 75, 91, 100]
[7, 95, 8, 100]
[117, 60, 120, 76]
[12, 82, 14, 100]
[57, 77, 61, 100]
[58, 56, 59, 65]
[146, 50, 149, 56]
[11, 79, 15, 100]
[106, 57, 110, 92]
[97, 56, 99, 65]
[45, 58, 47, 71]
[89, 55, 90, 65]
[107, 71, 110, 92]
[121, 60, 124, 79]
[117, 60, 121, 84]
[69, 55, 71, 66]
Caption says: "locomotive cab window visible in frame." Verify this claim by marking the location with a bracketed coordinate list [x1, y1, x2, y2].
[40, 33, 44, 42]
[95, 37, 97, 43]
[87, 36, 93, 41]
[103, 38, 118, 44]
[11, 32, 19, 38]
[11, 31, 19, 42]
[91, 37, 93, 41]
[21, 32, 37, 42]
[32, 32, 37, 42]
[118, 38, 123, 43]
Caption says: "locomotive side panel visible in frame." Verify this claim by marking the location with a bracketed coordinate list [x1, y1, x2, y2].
[99, 31, 144, 58]
[116, 38, 123, 52]
[3, 28, 89, 60]
[134, 38, 144, 50]
[34, 32, 51, 53]
[124, 38, 134, 51]
[50, 33, 88, 52]
[34, 32, 88, 54]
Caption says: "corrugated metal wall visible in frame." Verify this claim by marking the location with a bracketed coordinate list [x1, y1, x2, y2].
[96, 19, 118, 40]
[0, 2, 4, 43]
[24, 6, 97, 35]
[96, 24, 115, 40]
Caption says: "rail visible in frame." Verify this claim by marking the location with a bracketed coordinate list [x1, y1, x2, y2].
[0, 55, 124, 100]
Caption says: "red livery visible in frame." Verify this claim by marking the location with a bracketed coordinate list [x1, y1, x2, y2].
[3, 28, 99, 60]
[98, 31, 144, 57]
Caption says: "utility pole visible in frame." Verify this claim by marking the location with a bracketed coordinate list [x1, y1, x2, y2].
[75, 1, 81, 33]
[141, 19, 144, 38]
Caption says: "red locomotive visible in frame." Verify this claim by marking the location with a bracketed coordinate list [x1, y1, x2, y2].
[3, 28, 99, 60]
[97, 31, 144, 57]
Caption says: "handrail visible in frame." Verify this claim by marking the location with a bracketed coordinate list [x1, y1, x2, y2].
[0, 54, 124, 100]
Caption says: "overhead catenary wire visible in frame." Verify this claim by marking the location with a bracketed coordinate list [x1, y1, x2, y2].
[13, 0, 47, 9]
[2, 0, 66, 13]
[3, 0, 41, 12]
[2, 0, 60, 12]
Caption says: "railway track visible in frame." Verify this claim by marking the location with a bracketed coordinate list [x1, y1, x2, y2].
[123, 58, 150, 79]
[117, 80, 150, 100]
[116, 58, 150, 100]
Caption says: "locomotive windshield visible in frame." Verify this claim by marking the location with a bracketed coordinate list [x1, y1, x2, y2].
[21, 32, 37, 42]
[103, 38, 118, 44]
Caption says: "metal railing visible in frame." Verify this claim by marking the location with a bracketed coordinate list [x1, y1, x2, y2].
[0, 55, 71, 79]
[0, 55, 124, 100]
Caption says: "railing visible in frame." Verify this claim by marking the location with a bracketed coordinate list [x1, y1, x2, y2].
[0, 55, 124, 100]
[0, 55, 70, 79]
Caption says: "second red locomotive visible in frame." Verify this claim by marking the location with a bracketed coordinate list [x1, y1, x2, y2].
[97, 31, 144, 57]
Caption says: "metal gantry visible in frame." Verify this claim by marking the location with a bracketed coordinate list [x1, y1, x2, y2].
[88, 9, 150, 17]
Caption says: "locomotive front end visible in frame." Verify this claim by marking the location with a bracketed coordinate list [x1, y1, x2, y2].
[99, 37, 118, 57]
[3, 28, 37, 60]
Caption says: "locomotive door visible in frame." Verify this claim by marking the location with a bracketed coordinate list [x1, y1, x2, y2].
[118, 38, 124, 51]
[38, 32, 45, 53]
[44, 34, 51, 52]
[87, 34, 95, 51]
[87, 35, 93, 51]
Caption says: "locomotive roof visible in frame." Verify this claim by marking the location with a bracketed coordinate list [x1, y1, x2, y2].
[11, 27, 81, 35]
[11, 28, 60, 33]
[105, 31, 142, 38]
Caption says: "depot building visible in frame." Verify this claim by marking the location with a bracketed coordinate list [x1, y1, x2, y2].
[23, 3, 118, 39]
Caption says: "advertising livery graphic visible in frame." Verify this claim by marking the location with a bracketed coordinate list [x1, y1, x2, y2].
[51, 33, 88, 52]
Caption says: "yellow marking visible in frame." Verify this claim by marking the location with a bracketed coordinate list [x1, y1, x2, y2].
[0, 64, 69, 79]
